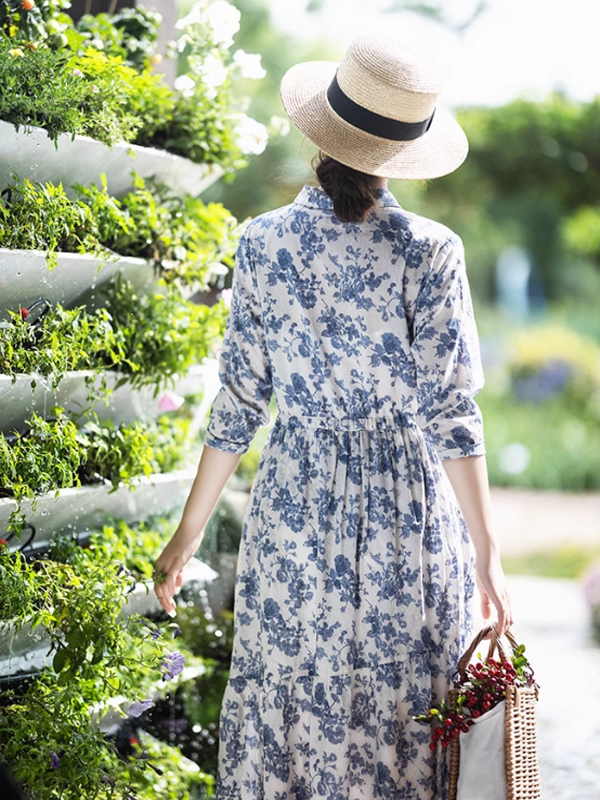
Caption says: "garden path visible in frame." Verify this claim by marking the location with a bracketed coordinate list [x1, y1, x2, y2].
[490, 488, 600, 557]
[505, 575, 600, 800]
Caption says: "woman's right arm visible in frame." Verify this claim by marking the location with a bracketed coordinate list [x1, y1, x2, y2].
[442, 454, 513, 634]
[153, 446, 240, 615]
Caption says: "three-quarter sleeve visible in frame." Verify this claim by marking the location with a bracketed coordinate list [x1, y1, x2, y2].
[410, 236, 486, 460]
[205, 233, 273, 454]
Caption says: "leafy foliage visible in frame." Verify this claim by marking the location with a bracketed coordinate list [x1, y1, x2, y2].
[0, 0, 270, 171]
[0, 0, 69, 41]
[0, 410, 194, 532]
[74, 7, 162, 70]
[0, 305, 125, 389]
[140, 80, 246, 171]
[0, 39, 146, 145]
[0, 173, 242, 287]
[0, 281, 228, 394]
[0, 540, 205, 800]
[104, 277, 229, 388]
[0, 178, 100, 266]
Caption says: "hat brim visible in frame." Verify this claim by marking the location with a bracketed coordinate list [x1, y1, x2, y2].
[280, 61, 468, 180]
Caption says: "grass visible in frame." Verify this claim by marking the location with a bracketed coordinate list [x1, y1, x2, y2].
[502, 543, 600, 579]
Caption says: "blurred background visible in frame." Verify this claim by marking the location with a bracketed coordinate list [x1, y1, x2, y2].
[198, 1, 600, 796]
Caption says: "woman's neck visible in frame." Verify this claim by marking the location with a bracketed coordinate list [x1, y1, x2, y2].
[370, 176, 389, 190]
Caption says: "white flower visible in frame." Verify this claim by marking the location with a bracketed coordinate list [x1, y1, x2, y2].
[233, 49, 266, 80]
[176, 33, 191, 53]
[269, 115, 290, 137]
[174, 74, 196, 97]
[205, 0, 240, 48]
[219, 288, 233, 309]
[198, 53, 228, 97]
[235, 115, 268, 155]
[175, 1, 205, 30]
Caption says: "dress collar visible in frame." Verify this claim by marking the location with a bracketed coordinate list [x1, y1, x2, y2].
[295, 184, 401, 212]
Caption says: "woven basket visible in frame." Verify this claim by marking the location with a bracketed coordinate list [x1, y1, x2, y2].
[448, 626, 541, 800]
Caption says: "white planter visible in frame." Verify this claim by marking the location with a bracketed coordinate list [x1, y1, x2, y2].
[0, 361, 219, 434]
[0, 248, 156, 321]
[0, 469, 196, 548]
[0, 621, 52, 679]
[0, 120, 223, 198]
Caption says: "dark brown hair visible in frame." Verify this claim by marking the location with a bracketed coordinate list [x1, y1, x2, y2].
[313, 153, 379, 223]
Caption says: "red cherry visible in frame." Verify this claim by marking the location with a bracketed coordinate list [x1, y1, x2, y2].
[20, 306, 29, 319]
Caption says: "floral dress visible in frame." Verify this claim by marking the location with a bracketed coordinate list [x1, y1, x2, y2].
[205, 186, 484, 800]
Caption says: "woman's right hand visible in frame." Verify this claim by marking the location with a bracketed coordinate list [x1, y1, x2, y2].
[152, 446, 242, 616]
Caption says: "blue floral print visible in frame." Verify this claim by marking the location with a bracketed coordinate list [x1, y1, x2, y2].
[206, 186, 484, 799]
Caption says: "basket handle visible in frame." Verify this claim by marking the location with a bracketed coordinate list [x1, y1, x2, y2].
[455, 626, 520, 676]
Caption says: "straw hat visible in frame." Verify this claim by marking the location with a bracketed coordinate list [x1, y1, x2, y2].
[280, 34, 468, 180]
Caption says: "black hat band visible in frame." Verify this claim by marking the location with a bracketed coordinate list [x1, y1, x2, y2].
[327, 72, 435, 142]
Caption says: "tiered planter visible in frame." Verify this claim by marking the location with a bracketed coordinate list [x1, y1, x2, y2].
[0, 128, 224, 689]
[0, 249, 155, 321]
[0, 121, 222, 199]
[0, 361, 219, 434]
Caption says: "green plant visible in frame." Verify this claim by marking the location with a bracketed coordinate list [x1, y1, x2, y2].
[74, 7, 162, 70]
[1, 173, 241, 288]
[71, 46, 174, 143]
[78, 414, 193, 486]
[0, 410, 194, 533]
[0, 0, 69, 42]
[0, 40, 143, 145]
[92, 174, 243, 287]
[0, 409, 84, 515]
[105, 277, 228, 390]
[0, 178, 101, 266]
[0, 541, 197, 799]
[0, 0, 271, 170]
[1, 283, 227, 399]
[0, 545, 33, 620]
[0, 304, 126, 389]
[82, 516, 176, 582]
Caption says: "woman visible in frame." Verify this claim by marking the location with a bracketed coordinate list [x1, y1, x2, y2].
[154, 34, 512, 800]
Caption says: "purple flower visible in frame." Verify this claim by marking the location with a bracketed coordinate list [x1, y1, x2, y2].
[161, 651, 186, 681]
[50, 752, 60, 769]
[126, 699, 154, 718]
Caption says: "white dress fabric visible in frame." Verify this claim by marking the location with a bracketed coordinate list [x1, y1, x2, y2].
[206, 186, 484, 800]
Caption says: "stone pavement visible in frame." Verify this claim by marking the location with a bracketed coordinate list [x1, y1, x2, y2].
[506, 576, 600, 800]
[490, 488, 600, 557]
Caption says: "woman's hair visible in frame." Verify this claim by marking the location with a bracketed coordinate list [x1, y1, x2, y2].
[313, 153, 379, 224]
